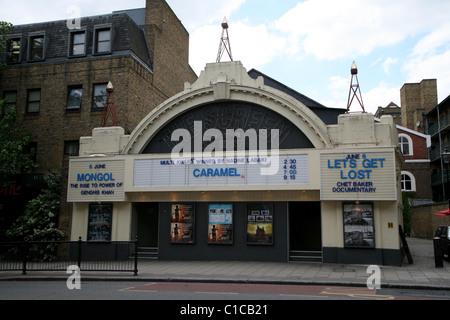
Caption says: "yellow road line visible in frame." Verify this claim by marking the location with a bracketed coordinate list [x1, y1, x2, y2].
[320, 287, 394, 300]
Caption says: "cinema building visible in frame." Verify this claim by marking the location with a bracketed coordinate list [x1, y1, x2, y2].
[67, 61, 405, 266]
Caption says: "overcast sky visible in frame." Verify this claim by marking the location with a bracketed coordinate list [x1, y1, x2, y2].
[2, 0, 450, 114]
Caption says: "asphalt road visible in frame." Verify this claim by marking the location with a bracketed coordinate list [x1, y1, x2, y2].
[1, 280, 449, 301]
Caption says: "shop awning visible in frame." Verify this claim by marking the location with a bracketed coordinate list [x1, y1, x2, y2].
[433, 208, 450, 216]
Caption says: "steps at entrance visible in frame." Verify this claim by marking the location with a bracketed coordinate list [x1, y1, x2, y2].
[135, 247, 158, 260]
[289, 250, 322, 262]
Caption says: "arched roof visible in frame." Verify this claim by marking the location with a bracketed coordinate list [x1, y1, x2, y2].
[123, 61, 333, 154]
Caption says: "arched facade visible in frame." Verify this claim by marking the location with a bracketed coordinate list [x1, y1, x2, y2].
[68, 61, 405, 266]
[124, 61, 332, 155]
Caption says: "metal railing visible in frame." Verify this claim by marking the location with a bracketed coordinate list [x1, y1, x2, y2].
[0, 237, 138, 275]
[428, 114, 450, 137]
[431, 170, 450, 185]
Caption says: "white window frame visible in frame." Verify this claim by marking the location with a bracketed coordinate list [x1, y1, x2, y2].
[401, 171, 416, 192]
[398, 133, 413, 156]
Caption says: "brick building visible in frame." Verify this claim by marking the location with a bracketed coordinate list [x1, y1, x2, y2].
[374, 102, 402, 126]
[397, 126, 431, 199]
[398, 78, 450, 202]
[371, 83, 435, 200]
[396, 80, 440, 201]
[372, 114, 431, 200]
[400, 79, 438, 134]
[0, 0, 197, 238]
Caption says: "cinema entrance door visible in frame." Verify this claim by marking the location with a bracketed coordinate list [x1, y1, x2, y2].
[289, 202, 322, 262]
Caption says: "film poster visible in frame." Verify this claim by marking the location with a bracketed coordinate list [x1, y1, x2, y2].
[208, 204, 233, 244]
[170, 204, 195, 243]
[343, 203, 375, 248]
[247, 203, 273, 245]
[87, 203, 112, 241]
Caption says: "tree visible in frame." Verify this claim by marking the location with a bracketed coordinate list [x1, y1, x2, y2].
[6, 172, 65, 261]
[0, 104, 39, 186]
[0, 21, 12, 70]
[0, 21, 38, 186]
[6, 171, 64, 241]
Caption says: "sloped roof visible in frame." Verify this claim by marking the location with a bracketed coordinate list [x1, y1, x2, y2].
[6, 12, 152, 68]
[248, 69, 346, 124]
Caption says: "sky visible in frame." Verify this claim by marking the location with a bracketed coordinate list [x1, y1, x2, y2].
[2, 0, 450, 114]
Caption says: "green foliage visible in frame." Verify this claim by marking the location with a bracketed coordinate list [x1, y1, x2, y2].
[6, 171, 65, 243]
[0, 21, 12, 49]
[402, 191, 416, 236]
[0, 21, 12, 70]
[0, 21, 38, 186]
[0, 102, 38, 186]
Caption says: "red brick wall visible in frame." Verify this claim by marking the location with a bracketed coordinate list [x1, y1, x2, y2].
[398, 128, 429, 160]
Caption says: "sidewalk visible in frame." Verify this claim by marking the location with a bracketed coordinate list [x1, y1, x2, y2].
[1, 237, 450, 290]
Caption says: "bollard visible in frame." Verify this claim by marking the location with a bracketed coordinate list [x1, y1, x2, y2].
[433, 237, 444, 268]
[77, 236, 82, 269]
[134, 236, 139, 276]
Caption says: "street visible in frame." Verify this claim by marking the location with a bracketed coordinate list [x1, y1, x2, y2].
[0, 280, 449, 301]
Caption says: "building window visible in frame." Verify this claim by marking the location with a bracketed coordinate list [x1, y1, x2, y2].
[64, 141, 79, 156]
[7, 38, 21, 63]
[3, 91, 17, 114]
[398, 134, 413, 156]
[401, 171, 416, 191]
[93, 83, 107, 109]
[69, 31, 86, 56]
[29, 35, 45, 61]
[67, 86, 83, 110]
[27, 89, 41, 113]
[94, 28, 111, 54]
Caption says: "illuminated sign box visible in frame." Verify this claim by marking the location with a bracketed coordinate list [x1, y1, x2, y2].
[133, 154, 309, 188]
[67, 159, 125, 202]
[320, 150, 397, 201]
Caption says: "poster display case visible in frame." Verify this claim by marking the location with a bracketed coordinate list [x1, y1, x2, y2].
[170, 204, 195, 244]
[246, 203, 273, 245]
[343, 203, 375, 248]
[208, 204, 233, 244]
[87, 203, 112, 241]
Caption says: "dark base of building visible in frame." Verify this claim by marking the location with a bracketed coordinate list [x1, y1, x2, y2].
[129, 202, 404, 267]
[323, 247, 404, 267]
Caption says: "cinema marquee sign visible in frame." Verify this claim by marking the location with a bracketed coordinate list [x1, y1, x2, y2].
[320, 150, 397, 201]
[67, 159, 125, 202]
[133, 154, 309, 188]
